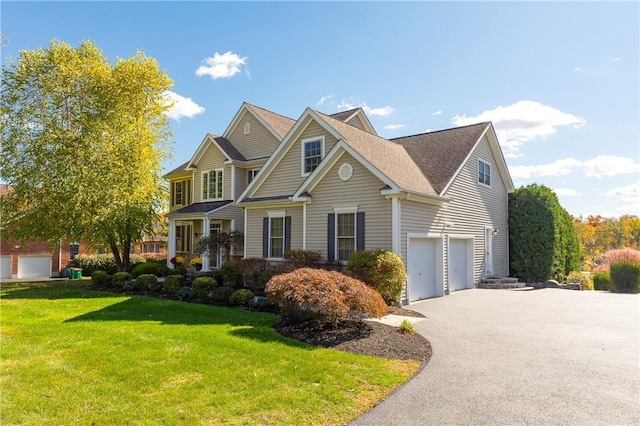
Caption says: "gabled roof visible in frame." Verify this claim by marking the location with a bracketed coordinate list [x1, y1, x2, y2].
[245, 103, 296, 139]
[329, 108, 377, 135]
[391, 123, 489, 194]
[185, 133, 246, 170]
[316, 111, 437, 196]
[163, 161, 191, 178]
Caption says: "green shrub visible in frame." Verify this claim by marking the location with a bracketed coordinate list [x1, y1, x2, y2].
[508, 184, 580, 282]
[91, 270, 110, 287]
[191, 276, 218, 300]
[135, 274, 157, 291]
[610, 263, 640, 293]
[399, 319, 415, 334]
[230, 289, 254, 306]
[210, 285, 235, 305]
[266, 268, 388, 327]
[173, 265, 187, 277]
[131, 262, 163, 278]
[162, 275, 185, 294]
[564, 271, 593, 290]
[128, 255, 148, 273]
[284, 250, 323, 269]
[593, 271, 611, 291]
[75, 253, 146, 276]
[112, 272, 131, 289]
[176, 286, 192, 301]
[347, 250, 407, 305]
[220, 259, 243, 287]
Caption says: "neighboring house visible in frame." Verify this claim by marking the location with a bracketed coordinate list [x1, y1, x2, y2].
[133, 213, 168, 258]
[166, 103, 514, 303]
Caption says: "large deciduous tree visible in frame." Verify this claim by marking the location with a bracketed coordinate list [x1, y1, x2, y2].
[508, 184, 580, 282]
[1, 40, 172, 271]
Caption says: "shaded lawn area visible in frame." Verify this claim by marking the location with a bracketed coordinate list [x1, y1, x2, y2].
[0, 282, 420, 425]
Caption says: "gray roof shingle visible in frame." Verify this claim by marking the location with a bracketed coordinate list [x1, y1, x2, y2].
[209, 134, 246, 161]
[168, 200, 233, 215]
[245, 103, 296, 139]
[391, 123, 488, 194]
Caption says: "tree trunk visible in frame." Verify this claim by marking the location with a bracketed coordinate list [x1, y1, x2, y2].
[122, 235, 131, 272]
[110, 241, 124, 272]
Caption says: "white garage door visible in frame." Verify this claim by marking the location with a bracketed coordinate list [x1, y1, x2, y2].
[449, 238, 471, 292]
[408, 238, 438, 301]
[0, 256, 12, 279]
[17, 255, 52, 279]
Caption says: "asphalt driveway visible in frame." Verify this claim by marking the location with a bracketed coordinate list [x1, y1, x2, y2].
[353, 288, 640, 425]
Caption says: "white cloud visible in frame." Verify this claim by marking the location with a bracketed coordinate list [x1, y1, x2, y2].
[583, 155, 640, 178]
[604, 182, 639, 200]
[337, 99, 394, 117]
[612, 57, 621, 62]
[195, 51, 248, 79]
[432, 110, 442, 116]
[574, 66, 583, 72]
[317, 94, 334, 106]
[163, 91, 205, 120]
[452, 100, 586, 156]
[554, 188, 579, 196]
[384, 124, 405, 130]
[509, 158, 582, 179]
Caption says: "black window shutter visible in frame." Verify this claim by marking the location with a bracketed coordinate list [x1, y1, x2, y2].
[284, 216, 291, 253]
[356, 212, 365, 251]
[327, 213, 335, 261]
[262, 217, 269, 258]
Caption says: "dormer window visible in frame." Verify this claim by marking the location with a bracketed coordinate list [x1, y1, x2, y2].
[244, 122, 250, 135]
[301, 136, 325, 176]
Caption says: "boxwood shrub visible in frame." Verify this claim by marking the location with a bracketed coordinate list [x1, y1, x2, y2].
[191, 276, 218, 300]
[135, 274, 157, 291]
[91, 270, 110, 287]
[162, 275, 185, 295]
[229, 289, 254, 306]
[112, 272, 131, 289]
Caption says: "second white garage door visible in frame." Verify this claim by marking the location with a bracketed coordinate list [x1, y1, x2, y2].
[407, 237, 438, 301]
[448, 238, 473, 292]
[17, 255, 52, 279]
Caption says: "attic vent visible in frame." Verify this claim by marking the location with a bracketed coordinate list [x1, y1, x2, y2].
[338, 163, 353, 181]
[244, 122, 250, 134]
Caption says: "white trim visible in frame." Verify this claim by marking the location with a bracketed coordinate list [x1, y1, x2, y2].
[391, 197, 400, 254]
[243, 208, 248, 259]
[187, 133, 234, 170]
[231, 165, 236, 201]
[244, 122, 250, 135]
[301, 135, 325, 177]
[167, 220, 176, 268]
[334, 210, 358, 263]
[484, 226, 494, 277]
[302, 203, 307, 250]
[267, 210, 286, 217]
[223, 103, 286, 142]
[333, 206, 358, 214]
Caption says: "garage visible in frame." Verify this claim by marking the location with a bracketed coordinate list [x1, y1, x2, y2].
[17, 255, 52, 279]
[407, 236, 442, 301]
[0, 256, 12, 279]
[448, 237, 473, 292]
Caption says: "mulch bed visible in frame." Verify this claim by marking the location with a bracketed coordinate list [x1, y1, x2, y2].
[273, 308, 432, 362]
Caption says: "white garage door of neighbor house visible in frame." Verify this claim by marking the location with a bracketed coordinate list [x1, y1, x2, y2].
[17, 255, 52, 279]
[449, 238, 471, 292]
[408, 238, 437, 301]
[0, 256, 12, 279]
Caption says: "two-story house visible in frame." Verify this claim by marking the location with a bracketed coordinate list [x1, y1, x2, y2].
[166, 102, 514, 303]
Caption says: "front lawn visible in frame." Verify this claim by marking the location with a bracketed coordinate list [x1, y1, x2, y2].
[0, 282, 419, 425]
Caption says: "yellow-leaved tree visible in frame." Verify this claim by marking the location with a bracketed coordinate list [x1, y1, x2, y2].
[1, 40, 173, 271]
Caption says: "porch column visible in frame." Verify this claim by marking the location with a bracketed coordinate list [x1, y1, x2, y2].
[202, 217, 210, 270]
[391, 196, 401, 255]
[167, 219, 176, 269]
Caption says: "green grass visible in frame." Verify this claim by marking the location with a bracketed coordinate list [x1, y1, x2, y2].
[0, 281, 419, 425]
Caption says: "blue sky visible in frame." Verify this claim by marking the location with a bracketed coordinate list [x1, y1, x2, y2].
[2, 1, 638, 218]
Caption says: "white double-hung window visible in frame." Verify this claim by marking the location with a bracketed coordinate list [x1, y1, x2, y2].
[301, 136, 325, 176]
[478, 159, 491, 187]
[202, 169, 223, 200]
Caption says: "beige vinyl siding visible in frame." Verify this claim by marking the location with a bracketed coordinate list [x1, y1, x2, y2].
[254, 121, 338, 198]
[228, 111, 282, 160]
[212, 205, 245, 233]
[440, 134, 509, 282]
[234, 166, 247, 201]
[306, 152, 392, 258]
[168, 175, 193, 212]
[399, 200, 447, 294]
[193, 143, 230, 202]
[244, 206, 303, 258]
[346, 115, 366, 132]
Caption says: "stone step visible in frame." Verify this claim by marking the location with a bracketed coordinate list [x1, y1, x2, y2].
[477, 282, 526, 290]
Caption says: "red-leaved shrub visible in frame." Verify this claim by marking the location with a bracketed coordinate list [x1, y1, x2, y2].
[265, 268, 387, 327]
[593, 249, 640, 272]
